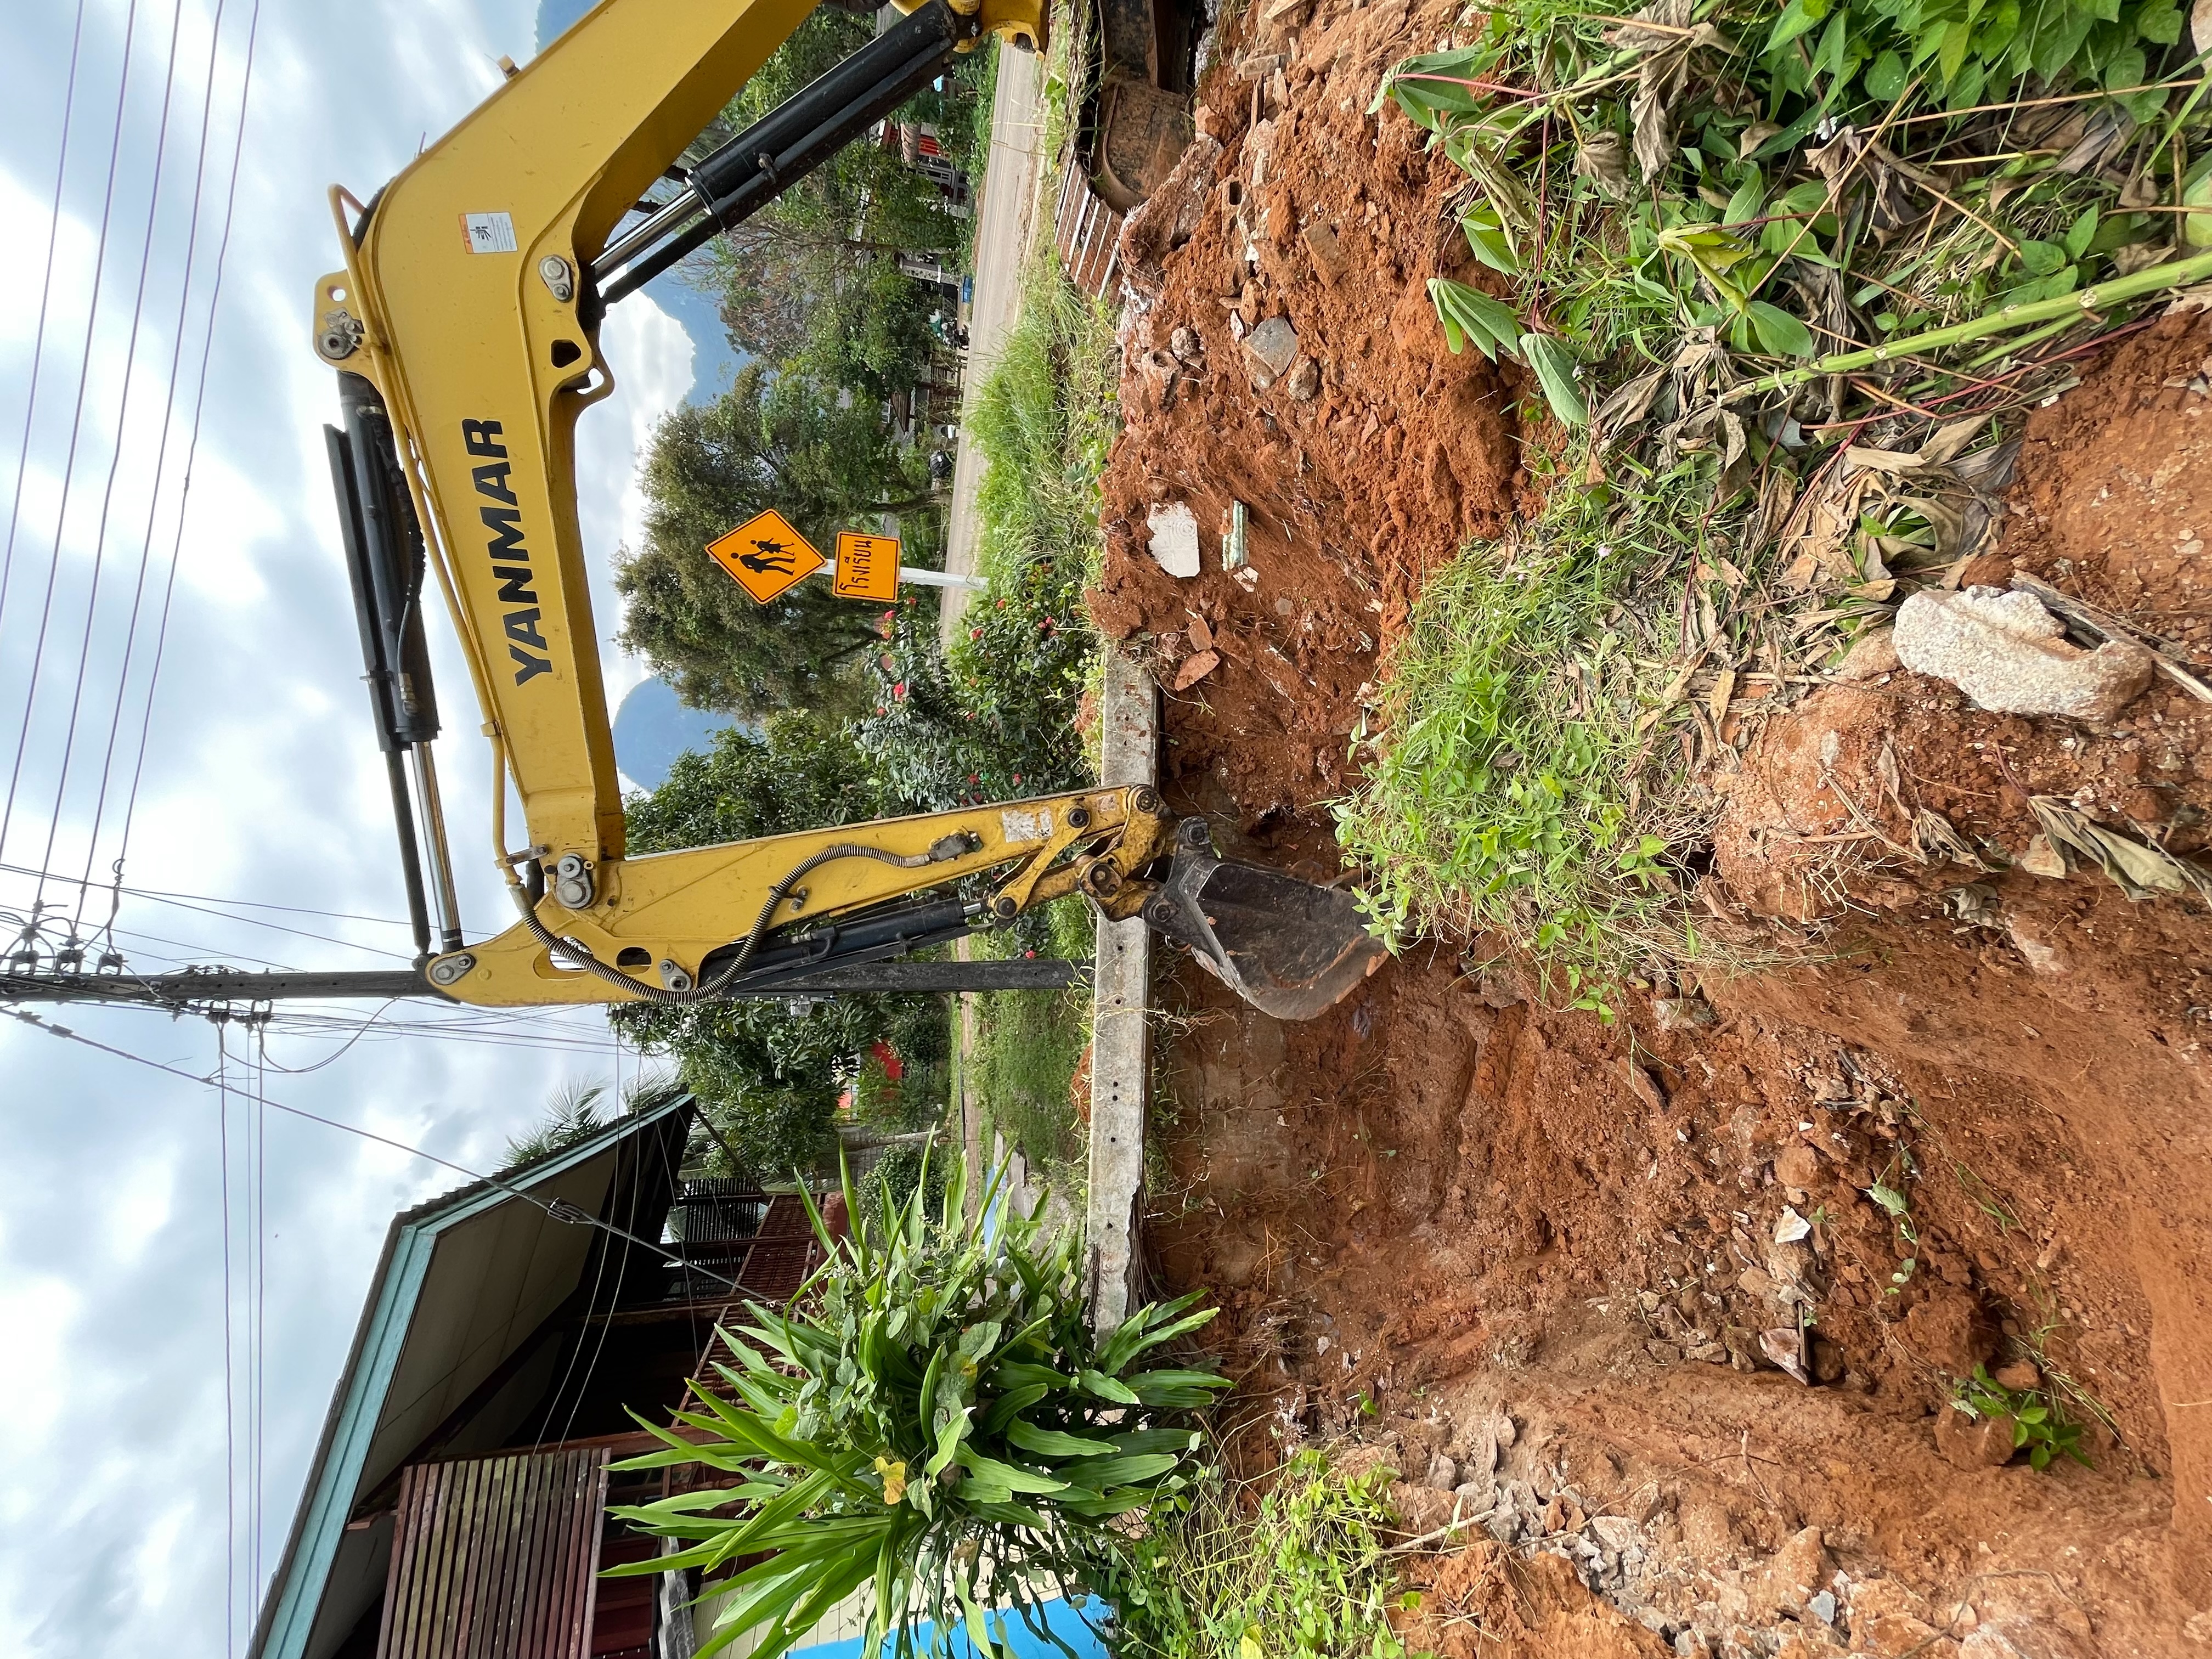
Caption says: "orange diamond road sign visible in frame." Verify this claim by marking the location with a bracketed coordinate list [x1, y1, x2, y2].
[706, 510, 823, 605]
[832, 531, 900, 601]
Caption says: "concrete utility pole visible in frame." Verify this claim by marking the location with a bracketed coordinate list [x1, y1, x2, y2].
[0, 958, 1089, 1009]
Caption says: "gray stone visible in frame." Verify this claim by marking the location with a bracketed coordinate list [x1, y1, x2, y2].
[1285, 356, 1322, 400]
[1423, 1451, 1458, 1491]
[1894, 586, 2154, 722]
[1243, 315, 1299, 380]
[1809, 1589, 1838, 1626]
[1170, 325, 1203, 363]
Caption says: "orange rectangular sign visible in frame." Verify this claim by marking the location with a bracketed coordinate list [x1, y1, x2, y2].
[832, 531, 901, 601]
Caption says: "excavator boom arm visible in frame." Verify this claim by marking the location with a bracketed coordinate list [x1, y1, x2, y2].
[311, 0, 1384, 1018]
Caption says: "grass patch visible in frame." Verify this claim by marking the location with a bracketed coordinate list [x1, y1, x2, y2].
[1335, 453, 1729, 1009]
[968, 250, 1120, 587]
[1346, 0, 2212, 1001]
[1116, 1448, 1417, 1659]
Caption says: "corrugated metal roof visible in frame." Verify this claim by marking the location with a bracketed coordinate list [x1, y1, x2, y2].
[250, 1098, 692, 1659]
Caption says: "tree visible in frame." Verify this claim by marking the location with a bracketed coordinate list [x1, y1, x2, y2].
[614, 366, 938, 718]
[612, 716, 946, 1179]
[675, 6, 982, 390]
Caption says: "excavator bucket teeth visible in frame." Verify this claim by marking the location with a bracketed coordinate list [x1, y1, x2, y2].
[1143, 820, 1387, 1022]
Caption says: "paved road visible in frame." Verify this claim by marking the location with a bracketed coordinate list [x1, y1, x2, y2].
[939, 43, 1047, 649]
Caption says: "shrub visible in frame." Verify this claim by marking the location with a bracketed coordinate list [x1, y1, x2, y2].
[605, 1159, 1231, 1658]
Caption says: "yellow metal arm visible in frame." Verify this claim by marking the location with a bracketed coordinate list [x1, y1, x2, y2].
[309, 0, 1062, 1007]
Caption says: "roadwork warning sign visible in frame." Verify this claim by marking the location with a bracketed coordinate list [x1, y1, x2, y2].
[706, 510, 823, 605]
[832, 531, 900, 601]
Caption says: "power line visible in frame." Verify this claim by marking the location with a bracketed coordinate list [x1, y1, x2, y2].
[0, 856, 412, 927]
[0, 859, 415, 959]
[77, 0, 239, 914]
[43, 0, 195, 916]
[0, 0, 148, 869]
[113, 0, 263, 883]
[5, 1005, 736, 1288]
[0, 0, 91, 655]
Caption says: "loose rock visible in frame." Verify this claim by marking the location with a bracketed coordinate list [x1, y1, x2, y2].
[1935, 1404, 2018, 1470]
[1146, 502, 1201, 579]
[1893, 586, 2154, 721]
[1243, 315, 1300, 383]
[1285, 356, 1322, 400]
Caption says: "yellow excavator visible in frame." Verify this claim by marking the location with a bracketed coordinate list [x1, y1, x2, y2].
[314, 0, 1378, 1024]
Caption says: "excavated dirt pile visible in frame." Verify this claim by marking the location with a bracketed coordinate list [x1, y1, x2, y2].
[1085, 0, 2212, 1652]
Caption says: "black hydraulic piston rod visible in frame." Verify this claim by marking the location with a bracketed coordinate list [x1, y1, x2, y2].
[593, 0, 969, 304]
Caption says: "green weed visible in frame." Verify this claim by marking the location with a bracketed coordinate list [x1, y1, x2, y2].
[1116, 1448, 1417, 1659]
[1333, 455, 1728, 1002]
[1950, 1364, 2094, 1471]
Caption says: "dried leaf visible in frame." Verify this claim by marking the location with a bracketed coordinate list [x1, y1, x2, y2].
[1914, 808, 1994, 871]
[1594, 365, 1667, 436]
[1875, 736, 1903, 810]
[2196, 0, 2212, 54]
[1944, 883, 2002, 927]
[2018, 834, 2069, 878]
[1706, 665, 1737, 725]
[1843, 446, 1927, 475]
[2028, 796, 2212, 901]
[1631, 84, 1674, 183]
[1759, 1328, 1812, 1384]
[1738, 121, 1781, 159]
[1575, 131, 1633, 199]
[1605, 0, 1696, 53]
[1915, 415, 1986, 467]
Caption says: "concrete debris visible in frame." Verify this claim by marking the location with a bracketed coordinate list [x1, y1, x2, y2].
[1894, 586, 2154, 722]
[1146, 502, 1202, 578]
[1285, 356, 1322, 400]
[1243, 315, 1300, 385]
[1169, 325, 1203, 363]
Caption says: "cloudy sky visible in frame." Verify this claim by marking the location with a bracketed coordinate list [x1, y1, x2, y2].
[0, 2, 704, 1652]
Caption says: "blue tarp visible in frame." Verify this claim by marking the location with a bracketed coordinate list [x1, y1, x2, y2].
[789, 1598, 1108, 1659]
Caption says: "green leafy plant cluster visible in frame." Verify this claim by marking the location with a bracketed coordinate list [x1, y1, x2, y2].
[1950, 1364, 2094, 1470]
[1334, 464, 1709, 1003]
[1353, 0, 2211, 998]
[1762, 0, 2190, 120]
[603, 1158, 1231, 1658]
[1115, 1449, 1416, 1659]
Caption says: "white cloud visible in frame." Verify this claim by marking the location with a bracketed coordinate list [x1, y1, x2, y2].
[578, 292, 693, 711]
[0, 1, 701, 1653]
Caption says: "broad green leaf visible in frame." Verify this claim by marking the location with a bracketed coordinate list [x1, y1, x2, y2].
[1007, 1419, 1121, 1459]
[2062, 208, 2099, 261]
[1864, 49, 1908, 99]
[956, 1446, 1070, 1494]
[1056, 1452, 1181, 1491]
[1078, 1367, 1141, 1403]
[2016, 239, 2068, 276]
[1765, 0, 1831, 55]
[1747, 300, 1816, 357]
[2185, 158, 2212, 251]
[1520, 334, 1589, 427]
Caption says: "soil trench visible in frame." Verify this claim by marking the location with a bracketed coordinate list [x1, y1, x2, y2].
[1086, 0, 2212, 1651]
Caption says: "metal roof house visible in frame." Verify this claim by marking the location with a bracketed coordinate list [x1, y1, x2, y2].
[250, 1097, 827, 1659]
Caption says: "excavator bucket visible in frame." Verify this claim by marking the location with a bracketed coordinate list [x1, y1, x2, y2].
[1142, 820, 1387, 1022]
